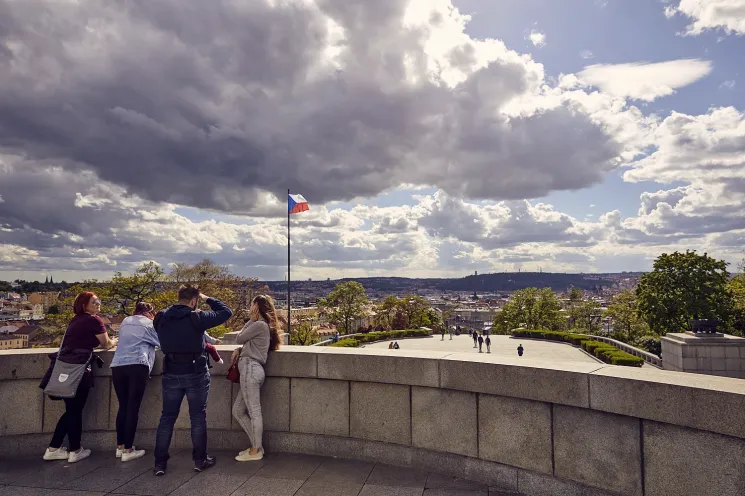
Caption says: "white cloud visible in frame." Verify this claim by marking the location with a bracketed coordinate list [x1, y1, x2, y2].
[580, 50, 594, 60]
[528, 30, 547, 47]
[666, 0, 745, 36]
[721, 80, 737, 89]
[577, 59, 713, 101]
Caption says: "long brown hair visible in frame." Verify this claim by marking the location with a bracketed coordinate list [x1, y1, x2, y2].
[252, 294, 281, 351]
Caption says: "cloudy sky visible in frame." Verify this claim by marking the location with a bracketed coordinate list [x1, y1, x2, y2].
[1, 0, 744, 281]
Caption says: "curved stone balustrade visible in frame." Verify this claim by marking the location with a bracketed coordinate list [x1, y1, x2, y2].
[1, 346, 744, 496]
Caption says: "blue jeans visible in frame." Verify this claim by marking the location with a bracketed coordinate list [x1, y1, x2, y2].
[154, 372, 210, 464]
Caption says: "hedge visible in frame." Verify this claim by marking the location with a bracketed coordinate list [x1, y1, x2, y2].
[329, 338, 360, 347]
[511, 329, 644, 367]
[329, 329, 430, 348]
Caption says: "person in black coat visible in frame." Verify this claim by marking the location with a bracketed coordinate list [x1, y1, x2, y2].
[485, 335, 491, 353]
[472, 330, 478, 348]
[477, 334, 484, 353]
[517, 344, 524, 357]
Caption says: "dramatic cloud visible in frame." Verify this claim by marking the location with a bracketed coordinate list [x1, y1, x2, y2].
[577, 59, 713, 101]
[665, 0, 745, 36]
[0, 0, 623, 214]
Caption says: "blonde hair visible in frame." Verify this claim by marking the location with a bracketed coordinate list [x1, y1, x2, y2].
[251, 295, 281, 351]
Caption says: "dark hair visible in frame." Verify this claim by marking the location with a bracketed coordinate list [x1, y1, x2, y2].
[178, 284, 200, 301]
[73, 292, 97, 316]
[252, 294, 281, 351]
[135, 302, 154, 315]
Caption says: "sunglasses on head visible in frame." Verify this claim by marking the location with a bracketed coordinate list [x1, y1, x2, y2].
[92, 299, 101, 305]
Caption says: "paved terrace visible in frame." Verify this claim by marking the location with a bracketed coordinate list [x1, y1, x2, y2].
[0, 450, 510, 496]
[365, 334, 599, 364]
[2, 346, 745, 496]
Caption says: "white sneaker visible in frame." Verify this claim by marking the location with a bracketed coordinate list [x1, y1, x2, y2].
[121, 449, 146, 462]
[43, 447, 69, 461]
[116, 445, 136, 458]
[68, 448, 91, 463]
[235, 449, 263, 462]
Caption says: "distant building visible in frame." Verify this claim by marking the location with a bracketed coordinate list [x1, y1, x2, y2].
[0, 334, 27, 350]
[27, 292, 59, 312]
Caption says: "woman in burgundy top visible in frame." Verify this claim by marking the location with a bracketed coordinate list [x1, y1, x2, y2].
[43, 291, 117, 463]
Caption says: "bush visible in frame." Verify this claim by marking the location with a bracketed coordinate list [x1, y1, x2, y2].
[511, 330, 645, 367]
[330, 338, 360, 347]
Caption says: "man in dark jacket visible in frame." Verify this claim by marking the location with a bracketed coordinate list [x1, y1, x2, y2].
[477, 334, 484, 353]
[153, 285, 232, 476]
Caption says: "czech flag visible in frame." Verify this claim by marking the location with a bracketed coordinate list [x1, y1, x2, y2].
[288, 194, 309, 214]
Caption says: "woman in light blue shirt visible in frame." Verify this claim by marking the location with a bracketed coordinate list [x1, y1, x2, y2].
[110, 302, 160, 462]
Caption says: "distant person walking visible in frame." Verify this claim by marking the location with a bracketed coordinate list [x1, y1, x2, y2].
[472, 331, 478, 348]
[111, 302, 159, 462]
[517, 344, 524, 357]
[449, 327, 453, 340]
[485, 336, 491, 353]
[232, 295, 281, 462]
[478, 334, 484, 353]
[44, 291, 117, 463]
[441, 327, 445, 341]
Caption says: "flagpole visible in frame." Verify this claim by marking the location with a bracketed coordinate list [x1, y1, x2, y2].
[287, 188, 291, 337]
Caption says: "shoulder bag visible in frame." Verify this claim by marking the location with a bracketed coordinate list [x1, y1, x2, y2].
[226, 347, 242, 383]
[43, 325, 93, 399]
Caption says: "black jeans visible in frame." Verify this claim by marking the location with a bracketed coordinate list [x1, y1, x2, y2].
[50, 384, 90, 451]
[112, 364, 149, 449]
[154, 372, 210, 465]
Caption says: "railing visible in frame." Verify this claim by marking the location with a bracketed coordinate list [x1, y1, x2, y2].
[583, 334, 662, 368]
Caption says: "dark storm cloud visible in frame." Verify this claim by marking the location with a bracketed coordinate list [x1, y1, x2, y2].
[0, 0, 622, 214]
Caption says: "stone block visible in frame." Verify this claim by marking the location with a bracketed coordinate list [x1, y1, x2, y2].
[439, 354, 597, 407]
[314, 434, 367, 460]
[553, 405, 642, 496]
[411, 386, 477, 457]
[478, 395, 552, 474]
[725, 358, 741, 371]
[725, 347, 740, 358]
[0, 379, 43, 435]
[44, 378, 111, 432]
[264, 430, 318, 455]
[290, 378, 349, 436]
[362, 439, 413, 467]
[263, 376, 290, 432]
[0, 350, 52, 380]
[710, 346, 726, 358]
[317, 348, 442, 387]
[265, 347, 317, 378]
[517, 470, 617, 496]
[682, 357, 696, 369]
[644, 421, 745, 496]
[462, 457, 518, 492]
[232, 377, 289, 432]
[697, 357, 712, 370]
[350, 382, 410, 445]
[589, 366, 745, 440]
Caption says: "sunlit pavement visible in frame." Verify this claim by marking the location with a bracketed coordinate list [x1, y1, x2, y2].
[364, 334, 600, 364]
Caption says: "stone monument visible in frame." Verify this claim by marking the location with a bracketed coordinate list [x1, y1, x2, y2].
[661, 319, 745, 378]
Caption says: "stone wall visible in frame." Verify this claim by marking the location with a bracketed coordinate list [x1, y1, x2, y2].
[1, 346, 745, 496]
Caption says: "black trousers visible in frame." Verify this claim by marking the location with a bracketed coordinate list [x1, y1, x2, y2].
[112, 364, 149, 449]
[50, 384, 90, 451]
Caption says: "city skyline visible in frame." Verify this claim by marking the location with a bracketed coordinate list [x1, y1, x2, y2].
[1, 0, 744, 281]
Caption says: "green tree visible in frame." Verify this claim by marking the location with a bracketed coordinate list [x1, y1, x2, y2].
[606, 290, 649, 342]
[106, 262, 168, 315]
[728, 254, 745, 336]
[374, 296, 399, 331]
[637, 250, 734, 335]
[318, 281, 369, 334]
[290, 320, 319, 345]
[493, 287, 564, 334]
[569, 299, 603, 333]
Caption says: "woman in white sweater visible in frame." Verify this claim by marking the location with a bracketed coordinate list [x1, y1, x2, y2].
[232, 294, 280, 461]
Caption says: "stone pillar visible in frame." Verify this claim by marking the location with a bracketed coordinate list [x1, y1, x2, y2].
[661, 332, 745, 378]
[221, 330, 240, 344]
